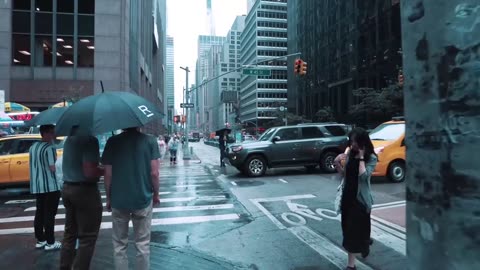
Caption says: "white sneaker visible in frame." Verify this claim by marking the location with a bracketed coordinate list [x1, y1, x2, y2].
[35, 241, 47, 249]
[44, 241, 62, 251]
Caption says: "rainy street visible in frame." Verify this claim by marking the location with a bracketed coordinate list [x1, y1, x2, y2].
[0, 142, 405, 269]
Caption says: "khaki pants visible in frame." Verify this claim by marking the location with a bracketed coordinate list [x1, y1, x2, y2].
[112, 202, 153, 270]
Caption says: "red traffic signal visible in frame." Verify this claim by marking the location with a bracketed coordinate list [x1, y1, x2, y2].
[173, 115, 180, 123]
[294, 59, 303, 75]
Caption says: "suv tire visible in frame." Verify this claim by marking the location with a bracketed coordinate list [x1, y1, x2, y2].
[244, 155, 267, 177]
[320, 151, 338, 173]
[388, 160, 405, 183]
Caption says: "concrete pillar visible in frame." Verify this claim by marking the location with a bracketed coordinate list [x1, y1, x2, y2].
[402, 0, 480, 269]
[0, 1, 12, 100]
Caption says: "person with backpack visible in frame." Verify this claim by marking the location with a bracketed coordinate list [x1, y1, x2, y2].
[168, 136, 179, 165]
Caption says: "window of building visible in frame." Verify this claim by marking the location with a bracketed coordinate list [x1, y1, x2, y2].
[57, 0, 75, 13]
[12, 11, 31, 33]
[56, 36, 74, 66]
[35, 12, 53, 34]
[36, 0, 53, 12]
[77, 37, 94, 67]
[57, 13, 74, 35]
[78, 15, 94, 36]
[12, 34, 31, 66]
[34, 36, 53, 66]
[13, 0, 31, 10]
[78, 0, 95, 14]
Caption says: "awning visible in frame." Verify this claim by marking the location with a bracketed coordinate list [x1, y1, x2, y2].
[5, 102, 30, 112]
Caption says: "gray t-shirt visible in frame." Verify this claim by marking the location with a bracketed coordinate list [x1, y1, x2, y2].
[62, 136, 100, 182]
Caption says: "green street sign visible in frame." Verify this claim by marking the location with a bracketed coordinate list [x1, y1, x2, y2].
[242, 68, 271, 76]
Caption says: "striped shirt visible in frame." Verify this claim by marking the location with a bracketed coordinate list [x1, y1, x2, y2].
[29, 142, 60, 194]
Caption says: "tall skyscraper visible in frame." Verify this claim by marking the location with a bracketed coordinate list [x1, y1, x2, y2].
[195, 35, 226, 132]
[206, 0, 216, 35]
[239, 0, 288, 129]
[166, 36, 175, 134]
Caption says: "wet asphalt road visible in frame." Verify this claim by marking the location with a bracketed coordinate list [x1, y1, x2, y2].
[0, 142, 406, 269]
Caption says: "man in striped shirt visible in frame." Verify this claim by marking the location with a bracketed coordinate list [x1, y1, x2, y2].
[29, 124, 62, 251]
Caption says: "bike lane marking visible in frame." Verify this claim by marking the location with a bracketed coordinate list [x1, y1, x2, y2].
[251, 194, 406, 262]
[278, 179, 288, 183]
[251, 196, 373, 270]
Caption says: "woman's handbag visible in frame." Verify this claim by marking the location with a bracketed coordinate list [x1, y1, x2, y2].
[334, 181, 344, 215]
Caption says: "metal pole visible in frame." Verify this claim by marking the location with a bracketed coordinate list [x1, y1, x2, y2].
[180, 66, 191, 160]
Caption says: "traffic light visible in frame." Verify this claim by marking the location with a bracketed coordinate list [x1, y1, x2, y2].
[398, 70, 404, 86]
[181, 115, 186, 123]
[173, 115, 180, 123]
[299, 61, 308, 76]
[294, 59, 303, 75]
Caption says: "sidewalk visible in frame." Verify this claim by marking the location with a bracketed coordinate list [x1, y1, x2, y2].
[190, 141, 239, 176]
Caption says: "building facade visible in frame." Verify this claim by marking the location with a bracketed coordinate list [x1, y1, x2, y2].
[194, 35, 225, 132]
[166, 35, 174, 134]
[0, 0, 167, 134]
[239, 0, 288, 128]
[287, 0, 402, 123]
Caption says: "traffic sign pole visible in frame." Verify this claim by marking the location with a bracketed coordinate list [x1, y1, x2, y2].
[180, 66, 191, 160]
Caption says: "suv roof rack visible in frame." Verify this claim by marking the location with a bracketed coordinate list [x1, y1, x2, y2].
[391, 116, 405, 121]
[297, 122, 340, 125]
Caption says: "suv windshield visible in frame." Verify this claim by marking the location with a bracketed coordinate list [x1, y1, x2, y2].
[258, 128, 276, 141]
[369, 123, 405, 141]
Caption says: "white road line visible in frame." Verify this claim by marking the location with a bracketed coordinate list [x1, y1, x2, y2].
[230, 181, 237, 186]
[250, 199, 287, 230]
[289, 226, 373, 270]
[6, 192, 172, 204]
[278, 179, 288, 183]
[371, 215, 406, 233]
[0, 213, 240, 235]
[371, 222, 406, 255]
[251, 194, 316, 203]
[0, 204, 235, 223]
[24, 195, 227, 211]
[372, 219, 406, 240]
[372, 200, 406, 209]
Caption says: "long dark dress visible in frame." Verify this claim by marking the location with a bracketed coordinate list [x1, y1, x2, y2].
[341, 156, 371, 253]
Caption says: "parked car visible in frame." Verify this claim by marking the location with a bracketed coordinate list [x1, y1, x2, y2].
[370, 117, 406, 182]
[0, 135, 65, 185]
[227, 123, 349, 177]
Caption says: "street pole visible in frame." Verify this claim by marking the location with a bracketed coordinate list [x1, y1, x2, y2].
[180, 66, 191, 160]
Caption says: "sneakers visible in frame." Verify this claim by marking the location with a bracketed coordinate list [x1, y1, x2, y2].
[44, 241, 62, 251]
[35, 241, 47, 249]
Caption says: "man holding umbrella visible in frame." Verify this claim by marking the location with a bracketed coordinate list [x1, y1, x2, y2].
[217, 128, 231, 167]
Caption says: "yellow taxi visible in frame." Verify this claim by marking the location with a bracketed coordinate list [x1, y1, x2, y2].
[369, 117, 406, 182]
[0, 135, 64, 185]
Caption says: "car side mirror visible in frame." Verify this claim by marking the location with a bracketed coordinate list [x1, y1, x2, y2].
[272, 136, 281, 143]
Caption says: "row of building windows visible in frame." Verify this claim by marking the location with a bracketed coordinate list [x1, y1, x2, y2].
[260, 5, 287, 11]
[13, 11, 94, 36]
[257, 21, 287, 29]
[257, 41, 287, 48]
[257, 102, 282, 108]
[257, 11, 287, 19]
[257, 31, 287, 38]
[258, 83, 287, 89]
[258, 50, 287, 57]
[262, 0, 287, 3]
[258, 93, 287, 99]
[14, 0, 95, 14]
[258, 111, 278, 117]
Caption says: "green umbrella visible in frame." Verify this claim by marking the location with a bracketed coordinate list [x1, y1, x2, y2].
[55, 91, 162, 136]
[25, 107, 68, 127]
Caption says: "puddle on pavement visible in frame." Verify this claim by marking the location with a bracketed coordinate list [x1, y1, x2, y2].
[151, 231, 192, 246]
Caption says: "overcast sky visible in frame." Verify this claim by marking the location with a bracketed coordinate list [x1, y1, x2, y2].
[167, 0, 247, 112]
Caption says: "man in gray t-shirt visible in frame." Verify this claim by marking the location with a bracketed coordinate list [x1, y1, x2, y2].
[60, 135, 104, 270]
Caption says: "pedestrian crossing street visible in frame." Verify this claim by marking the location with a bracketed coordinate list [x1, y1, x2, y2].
[0, 164, 242, 235]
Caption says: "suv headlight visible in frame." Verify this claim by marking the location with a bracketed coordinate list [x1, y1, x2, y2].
[231, 146, 243, 153]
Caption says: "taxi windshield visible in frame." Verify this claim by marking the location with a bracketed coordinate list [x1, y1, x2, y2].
[369, 123, 405, 141]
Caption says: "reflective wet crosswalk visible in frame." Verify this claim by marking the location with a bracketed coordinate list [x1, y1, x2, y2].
[0, 163, 242, 235]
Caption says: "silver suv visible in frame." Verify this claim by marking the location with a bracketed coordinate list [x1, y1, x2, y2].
[227, 123, 350, 177]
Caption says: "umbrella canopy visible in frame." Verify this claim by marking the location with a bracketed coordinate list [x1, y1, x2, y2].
[215, 128, 232, 136]
[55, 91, 161, 136]
[25, 107, 68, 127]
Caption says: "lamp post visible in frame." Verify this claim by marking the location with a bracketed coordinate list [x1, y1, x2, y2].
[180, 66, 191, 160]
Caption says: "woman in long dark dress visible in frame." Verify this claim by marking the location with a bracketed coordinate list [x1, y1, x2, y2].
[334, 128, 378, 270]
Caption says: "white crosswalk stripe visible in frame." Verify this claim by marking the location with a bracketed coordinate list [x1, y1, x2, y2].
[0, 164, 242, 235]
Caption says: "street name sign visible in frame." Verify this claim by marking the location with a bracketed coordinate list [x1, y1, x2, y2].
[180, 103, 194, 108]
[242, 68, 271, 76]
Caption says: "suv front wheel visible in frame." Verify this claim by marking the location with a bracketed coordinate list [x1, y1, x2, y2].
[320, 151, 338, 173]
[244, 155, 267, 177]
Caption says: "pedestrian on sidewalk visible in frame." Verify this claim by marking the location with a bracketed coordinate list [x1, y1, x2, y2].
[168, 136, 179, 164]
[102, 127, 160, 270]
[29, 125, 62, 251]
[334, 127, 377, 270]
[157, 135, 166, 159]
[218, 130, 229, 167]
[60, 128, 104, 270]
